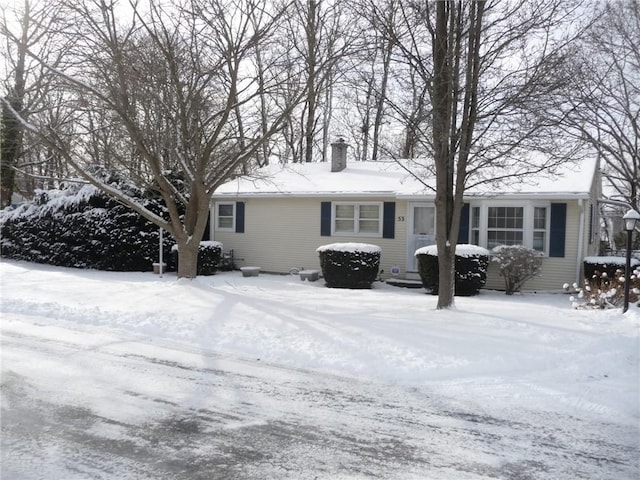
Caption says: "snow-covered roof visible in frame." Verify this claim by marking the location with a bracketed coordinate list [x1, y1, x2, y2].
[213, 157, 598, 200]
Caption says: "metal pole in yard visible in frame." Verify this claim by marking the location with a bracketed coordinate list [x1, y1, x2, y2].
[622, 209, 639, 313]
[159, 227, 164, 277]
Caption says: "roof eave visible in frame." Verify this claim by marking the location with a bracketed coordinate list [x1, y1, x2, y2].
[211, 191, 399, 199]
[462, 192, 592, 201]
[212, 191, 591, 201]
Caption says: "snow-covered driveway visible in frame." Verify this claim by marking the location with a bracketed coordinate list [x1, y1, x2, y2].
[1, 260, 639, 478]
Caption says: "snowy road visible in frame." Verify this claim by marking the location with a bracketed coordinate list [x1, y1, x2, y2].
[2, 318, 637, 479]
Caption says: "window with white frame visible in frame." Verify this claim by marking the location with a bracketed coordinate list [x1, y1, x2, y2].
[532, 206, 547, 252]
[333, 202, 382, 236]
[471, 206, 480, 245]
[487, 206, 524, 249]
[216, 202, 235, 230]
[471, 204, 550, 253]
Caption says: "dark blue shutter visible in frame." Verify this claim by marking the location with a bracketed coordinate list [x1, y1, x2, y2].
[549, 203, 566, 257]
[457, 203, 470, 244]
[321, 202, 331, 236]
[235, 202, 245, 233]
[383, 202, 396, 239]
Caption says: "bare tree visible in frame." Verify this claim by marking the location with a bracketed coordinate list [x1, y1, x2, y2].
[248, 6, 286, 167]
[344, 0, 402, 161]
[389, 0, 589, 309]
[561, 1, 639, 213]
[284, 0, 353, 163]
[0, 0, 72, 206]
[3, 0, 307, 277]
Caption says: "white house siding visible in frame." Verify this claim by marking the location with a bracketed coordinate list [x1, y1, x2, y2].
[212, 197, 407, 276]
[213, 196, 596, 291]
[483, 200, 584, 291]
[213, 183, 601, 293]
[488, 172, 602, 292]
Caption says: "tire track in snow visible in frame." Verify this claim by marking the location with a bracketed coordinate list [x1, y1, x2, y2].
[3, 322, 639, 480]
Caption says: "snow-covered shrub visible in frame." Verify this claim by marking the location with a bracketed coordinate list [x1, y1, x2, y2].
[198, 241, 223, 275]
[491, 245, 543, 295]
[317, 243, 381, 289]
[563, 267, 640, 309]
[415, 244, 490, 296]
[0, 176, 174, 271]
[583, 256, 640, 280]
[170, 241, 223, 275]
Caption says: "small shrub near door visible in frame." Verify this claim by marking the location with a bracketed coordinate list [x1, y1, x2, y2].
[415, 244, 490, 296]
[492, 245, 543, 295]
[317, 243, 381, 289]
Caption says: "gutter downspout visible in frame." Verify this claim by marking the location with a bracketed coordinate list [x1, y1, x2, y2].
[209, 201, 216, 242]
[575, 198, 585, 285]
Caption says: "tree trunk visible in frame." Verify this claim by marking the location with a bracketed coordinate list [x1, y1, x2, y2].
[1, 0, 29, 208]
[436, 246, 456, 309]
[321, 66, 333, 162]
[372, 36, 392, 162]
[1, 103, 20, 208]
[255, 42, 270, 166]
[360, 72, 374, 161]
[304, 0, 318, 163]
[171, 184, 211, 279]
[176, 239, 200, 279]
[402, 120, 417, 159]
[431, 1, 484, 309]
[432, 1, 455, 309]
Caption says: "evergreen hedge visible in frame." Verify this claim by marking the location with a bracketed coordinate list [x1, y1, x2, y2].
[170, 241, 223, 276]
[415, 244, 490, 296]
[583, 256, 640, 281]
[317, 243, 381, 289]
[0, 176, 174, 271]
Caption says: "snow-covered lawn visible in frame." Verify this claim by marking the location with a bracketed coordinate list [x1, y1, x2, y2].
[1, 259, 639, 478]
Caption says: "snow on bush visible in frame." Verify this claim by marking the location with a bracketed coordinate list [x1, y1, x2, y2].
[564, 266, 640, 309]
[171, 241, 224, 275]
[583, 256, 640, 266]
[317, 243, 381, 289]
[0, 174, 174, 271]
[583, 256, 640, 281]
[196, 242, 223, 275]
[492, 245, 543, 295]
[414, 244, 490, 296]
[415, 243, 489, 258]
[316, 243, 382, 254]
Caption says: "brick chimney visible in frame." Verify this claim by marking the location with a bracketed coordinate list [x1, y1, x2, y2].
[331, 138, 348, 172]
